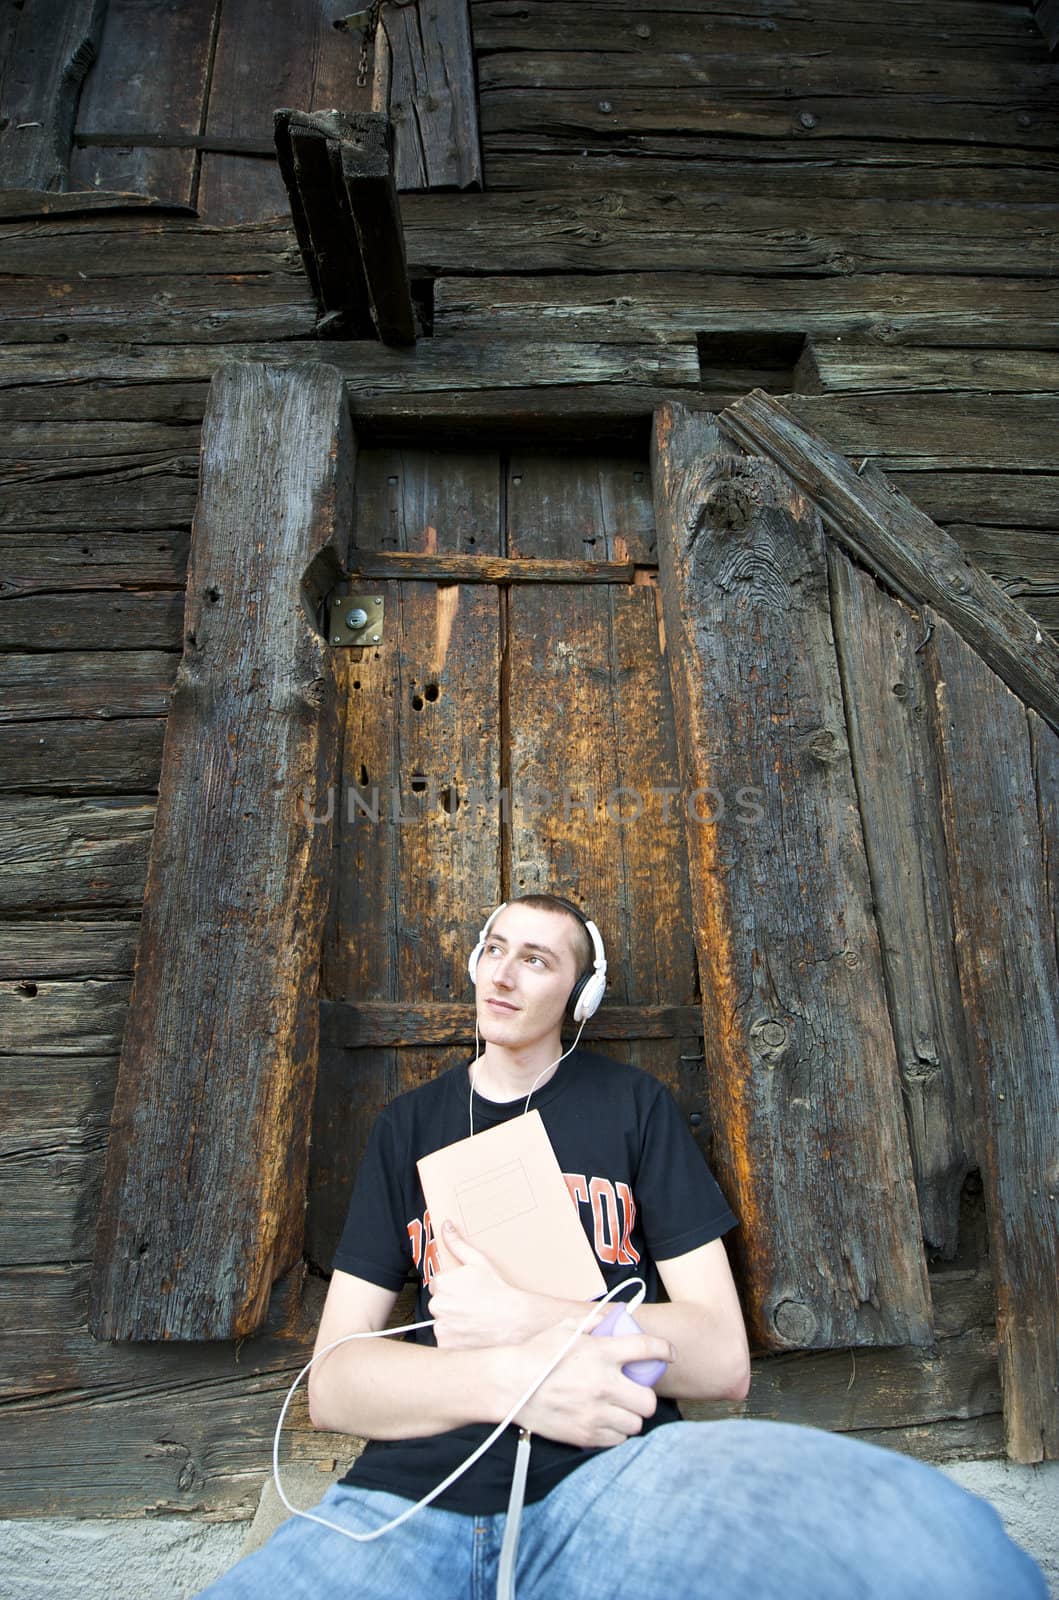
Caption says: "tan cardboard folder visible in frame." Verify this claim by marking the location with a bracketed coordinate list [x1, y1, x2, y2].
[417, 1110, 606, 1300]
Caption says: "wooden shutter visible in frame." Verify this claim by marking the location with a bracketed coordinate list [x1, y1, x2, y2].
[652, 404, 933, 1352]
[90, 361, 352, 1340]
[653, 394, 1059, 1461]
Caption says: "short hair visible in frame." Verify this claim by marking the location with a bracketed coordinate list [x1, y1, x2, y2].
[506, 893, 594, 978]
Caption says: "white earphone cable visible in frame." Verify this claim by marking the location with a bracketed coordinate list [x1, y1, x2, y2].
[271, 1274, 647, 1544]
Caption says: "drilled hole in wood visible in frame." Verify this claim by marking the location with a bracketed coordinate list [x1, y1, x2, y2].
[440, 786, 459, 814]
[17, 981, 37, 997]
[424, 683, 440, 702]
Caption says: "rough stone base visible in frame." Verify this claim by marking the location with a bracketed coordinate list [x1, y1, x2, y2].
[2, 1457, 1057, 1597]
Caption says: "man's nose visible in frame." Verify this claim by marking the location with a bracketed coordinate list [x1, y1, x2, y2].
[493, 952, 516, 987]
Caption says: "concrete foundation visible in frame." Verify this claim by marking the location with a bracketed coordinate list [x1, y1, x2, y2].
[1, 1457, 1056, 1598]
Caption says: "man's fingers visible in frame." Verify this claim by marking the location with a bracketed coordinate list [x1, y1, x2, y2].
[441, 1217, 489, 1268]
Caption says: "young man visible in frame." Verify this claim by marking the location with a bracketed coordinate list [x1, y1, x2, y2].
[200, 895, 1045, 1600]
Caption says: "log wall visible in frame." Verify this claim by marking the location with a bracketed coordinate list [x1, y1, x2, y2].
[1, 0, 1057, 1516]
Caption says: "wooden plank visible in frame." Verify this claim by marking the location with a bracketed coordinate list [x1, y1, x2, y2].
[470, 1, 1047, 57]
[506, 454, 699, 1116]
[319, 999, 704, 1046]
[0, 797, 152, 913]
[337, 120, 416, 344]
[0, 530, 189, 597]
[0, 1270, 323, 1517]
[349, 552, 637, 584]
[1030, 711, 1059, 957]
[887, 473, 1059, 532]
[0, 981, 130, 1056]
[0, 1259, 318, 1398]
[0, 1054, 117, 1264]
[827, 550, 976, 1256]
[799, 343, 1059, 395]
[90, 362, 353, 1341]
[0, 188, 195, 218]
[0, 920, 138, 979]
[433, 273, 1059, 349]
[652, 402, 932, 1351]
[0, 271, 315, 345]
[478, 85, 1059, 152]
[68, 0, 220, 205]
[0, 652, 177, 721]
[374, 0, 481, 191]
[0, 214, 299, 274]
[274, 109, 416, 344]
[478, 46, 1059, 99]
[0, 591, 184, 651]
[925, 618, 1059, 1461]
[0, 719, 166, 794]
[312, 446, 503, 1275]
[721, 391, 1059, 737]
[483, 146, 1059, 193]
[508, 451, 657, 566]
[0, 0, 105, 190]
[274, 110, 375, 338]
[0, 338, 697, 393]
[398, 191, 1059, 277]
[198, 0, 358, 225]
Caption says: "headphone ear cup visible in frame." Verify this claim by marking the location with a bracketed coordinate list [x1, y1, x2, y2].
[572, 967, 607, 1022]
[468, 941, 483, 985]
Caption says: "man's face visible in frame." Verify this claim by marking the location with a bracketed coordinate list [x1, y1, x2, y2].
[474, 902, 584, 1052]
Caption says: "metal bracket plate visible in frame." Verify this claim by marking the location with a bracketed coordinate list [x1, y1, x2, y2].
[329, 592, 384, 647]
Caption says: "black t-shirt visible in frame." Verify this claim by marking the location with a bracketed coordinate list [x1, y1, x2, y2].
[332, 1048, 738, 1513]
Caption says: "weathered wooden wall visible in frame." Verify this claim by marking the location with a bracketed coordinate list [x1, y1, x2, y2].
[1, 0, 1057, 1517]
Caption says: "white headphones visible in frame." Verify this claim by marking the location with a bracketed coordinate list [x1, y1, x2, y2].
[467, 899, 608, 1022]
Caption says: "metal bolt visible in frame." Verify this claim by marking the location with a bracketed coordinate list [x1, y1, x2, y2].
[371, 634, 380, 643]
[345, 607, 369, 630]
[598, 100, 612, 113]
[799, 111, 817, 129]
[375, 597, 382, 604]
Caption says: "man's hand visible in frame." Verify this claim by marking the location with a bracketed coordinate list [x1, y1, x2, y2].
[508, 1321, 675, 1450]
[428, 1220, 577, 1348]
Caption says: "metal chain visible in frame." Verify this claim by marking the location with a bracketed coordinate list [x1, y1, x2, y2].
[356, 0, 384, 90]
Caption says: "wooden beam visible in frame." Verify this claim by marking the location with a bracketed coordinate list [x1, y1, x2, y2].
[274, 108, 416, 345]
[720, 389, 1059, 738]
[827, 548, 977, 1258]
[89, 362, 354, 1341]
[348, 553, 636, 584]
[652, 402, 933, 1352]
[320, 1000, 704, 1048]
[373, 0, 481, 191]
[925, 620, 1059, 1462]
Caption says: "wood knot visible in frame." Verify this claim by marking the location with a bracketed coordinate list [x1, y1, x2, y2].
[750, 1015, 790, 1066]
[699, 480, 754, 537]
[772, 1298, 818, 1345]
[804, 726, 845, 764]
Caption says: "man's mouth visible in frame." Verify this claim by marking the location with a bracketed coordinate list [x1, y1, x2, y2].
[484, 997, 518, 1012]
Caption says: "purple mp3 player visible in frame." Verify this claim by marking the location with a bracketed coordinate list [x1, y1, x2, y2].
[590, 1305, 668, 1386]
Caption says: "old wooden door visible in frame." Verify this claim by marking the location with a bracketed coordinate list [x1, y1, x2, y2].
[306, 441, 712, 1271]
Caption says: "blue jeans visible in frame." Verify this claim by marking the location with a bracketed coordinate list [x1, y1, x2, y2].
[197, 1420, 1046, 1599]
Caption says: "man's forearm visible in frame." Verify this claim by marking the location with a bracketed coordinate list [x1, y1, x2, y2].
[308, 1336, 512, 1439]
[635, 1300, 750, 1401]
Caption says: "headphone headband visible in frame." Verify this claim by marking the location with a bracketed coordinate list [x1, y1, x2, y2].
[468, 899, 607, 1022]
